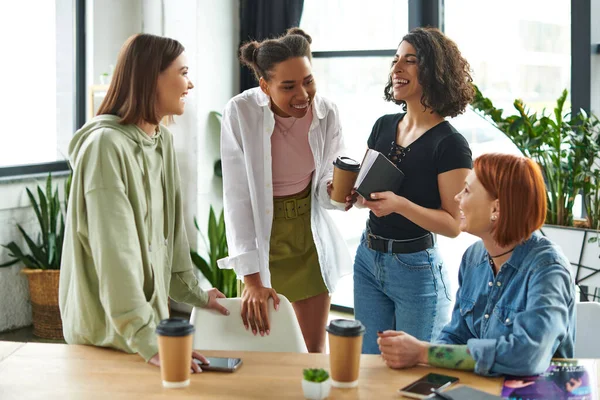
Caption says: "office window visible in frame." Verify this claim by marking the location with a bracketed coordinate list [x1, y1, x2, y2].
[442, 2, 571, 298]
[445, 0, 571, 113]
[0, 0, 76, 170]
[301, 0, 409, 51]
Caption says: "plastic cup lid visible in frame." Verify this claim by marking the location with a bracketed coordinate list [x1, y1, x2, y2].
[333, 156, 360, 171]
[326, 319, 365, 337]
[155, 318, 195, 337]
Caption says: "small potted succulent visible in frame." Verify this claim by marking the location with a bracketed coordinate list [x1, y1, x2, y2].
[302, 368, 331, 400]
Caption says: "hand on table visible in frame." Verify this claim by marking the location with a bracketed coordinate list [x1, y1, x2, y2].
[148, 350, 209, 373]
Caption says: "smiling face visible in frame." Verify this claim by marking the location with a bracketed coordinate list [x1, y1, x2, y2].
[259, 56, 316, 118]
[454, 170, 499, 239]
[390, 41, 422, 104]
[156, 52, 194, 118]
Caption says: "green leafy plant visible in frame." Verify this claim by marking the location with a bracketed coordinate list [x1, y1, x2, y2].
[190, 206, 237, 297]
[583, 169, 600, 244]
[0, 173, 72, 269]
[472, 86, 600, 229]
[303, 368, 330, 383]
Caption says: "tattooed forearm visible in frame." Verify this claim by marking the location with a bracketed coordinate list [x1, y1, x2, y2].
[427, 344, 475, 371]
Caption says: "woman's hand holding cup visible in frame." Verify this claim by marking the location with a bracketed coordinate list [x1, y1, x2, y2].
[327, 182, 358, 211]
[330, 157, 360, 210]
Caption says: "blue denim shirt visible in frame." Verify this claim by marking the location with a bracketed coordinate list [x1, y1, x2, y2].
[436, 231, 575, 376]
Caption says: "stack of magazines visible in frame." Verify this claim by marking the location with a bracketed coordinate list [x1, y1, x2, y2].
[502, 360, 597, 400]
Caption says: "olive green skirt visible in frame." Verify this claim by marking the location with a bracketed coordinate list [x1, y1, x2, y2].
[238, 184, 328, 303]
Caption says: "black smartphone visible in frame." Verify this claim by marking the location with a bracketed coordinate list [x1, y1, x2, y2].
[193, 357, 243, 372]
[398, 372, 459, 399]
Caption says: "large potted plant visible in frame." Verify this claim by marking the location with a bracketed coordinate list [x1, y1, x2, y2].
[472, 87, 600, 300]
[0, 173, 71, 339]
[190, 206, 237, 298]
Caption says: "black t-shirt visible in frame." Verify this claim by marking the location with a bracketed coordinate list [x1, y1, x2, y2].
[366, 113, 472, 240]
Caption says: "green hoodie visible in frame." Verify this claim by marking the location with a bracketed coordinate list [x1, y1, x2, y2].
[59, 115, 208, 361]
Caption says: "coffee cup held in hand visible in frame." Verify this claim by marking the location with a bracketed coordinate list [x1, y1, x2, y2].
[330, 157, 360, 209]
[326, 319, 366, 388]
[156, 318, 196, 388]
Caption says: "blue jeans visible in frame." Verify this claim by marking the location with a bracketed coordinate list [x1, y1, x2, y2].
[353, 231, 452, 354]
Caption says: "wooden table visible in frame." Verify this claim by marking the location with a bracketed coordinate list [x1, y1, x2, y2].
[0, 341, 507, 399]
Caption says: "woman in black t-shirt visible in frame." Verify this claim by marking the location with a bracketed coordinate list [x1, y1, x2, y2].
[353, 27, 474, 354]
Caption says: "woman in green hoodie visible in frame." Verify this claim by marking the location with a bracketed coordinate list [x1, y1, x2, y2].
[59, 33, 228, 372]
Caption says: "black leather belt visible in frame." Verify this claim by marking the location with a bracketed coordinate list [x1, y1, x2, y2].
[366, 232, 434, 254]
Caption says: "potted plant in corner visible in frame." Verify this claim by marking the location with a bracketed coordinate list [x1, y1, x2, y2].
[472, 86, 600, 300]
[0, 173, 71, 339]
[190, 205, 237, 298]
[302, 368, 331, 400]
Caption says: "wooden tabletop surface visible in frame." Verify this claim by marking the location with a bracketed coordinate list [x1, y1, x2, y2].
[0, 341, 512, 399]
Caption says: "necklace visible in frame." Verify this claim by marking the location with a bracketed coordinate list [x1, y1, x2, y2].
[487, 247, 516, 266]
[274, 116, 298, 135]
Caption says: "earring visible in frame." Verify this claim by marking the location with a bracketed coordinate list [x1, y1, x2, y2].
[491, 215, 497, 221]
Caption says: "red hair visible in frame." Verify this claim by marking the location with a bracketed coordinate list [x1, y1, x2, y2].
[474, 153, 547, 246]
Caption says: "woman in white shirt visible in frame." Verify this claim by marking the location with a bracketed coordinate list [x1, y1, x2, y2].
[217, 28, 352, 352]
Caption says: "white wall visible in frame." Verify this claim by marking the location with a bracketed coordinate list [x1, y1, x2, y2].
[162, 0, 239, 256]
[193, 0, 239, 252]
[89, 0, 143, 86]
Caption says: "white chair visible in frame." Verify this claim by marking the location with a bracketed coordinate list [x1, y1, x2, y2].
[574, 301, 600, 358]
[190, 295, 308, 353]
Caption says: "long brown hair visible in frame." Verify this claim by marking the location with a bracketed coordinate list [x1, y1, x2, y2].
[97, 33, 184, 125]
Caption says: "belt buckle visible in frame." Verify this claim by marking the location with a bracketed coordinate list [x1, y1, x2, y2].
[367, 232, 377, 249]
[284, 199, 298, 219]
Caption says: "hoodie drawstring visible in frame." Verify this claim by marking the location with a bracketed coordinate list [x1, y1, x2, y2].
[138, 141, 154, 252]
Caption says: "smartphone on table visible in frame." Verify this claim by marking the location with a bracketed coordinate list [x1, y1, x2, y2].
[193, 357, 243, 372]
[398, 372, 459, 399]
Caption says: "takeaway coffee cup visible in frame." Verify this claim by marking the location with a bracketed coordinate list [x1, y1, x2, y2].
[156, 318, 196, 388]
[326, 319, 366, 388]
[330, 156, 360, 209]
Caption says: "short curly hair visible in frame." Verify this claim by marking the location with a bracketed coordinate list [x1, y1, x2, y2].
[384, 27, 474, 118]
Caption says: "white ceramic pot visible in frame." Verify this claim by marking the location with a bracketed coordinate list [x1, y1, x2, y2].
[301, 378, 332, 400]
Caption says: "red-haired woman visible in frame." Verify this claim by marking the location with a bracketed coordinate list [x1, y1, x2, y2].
[376, 153, 575, 376]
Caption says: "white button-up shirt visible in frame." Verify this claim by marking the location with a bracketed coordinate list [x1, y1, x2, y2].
[217, 87, 352, 292]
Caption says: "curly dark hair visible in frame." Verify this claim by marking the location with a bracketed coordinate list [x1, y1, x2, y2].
[384, 27, 474, 118]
